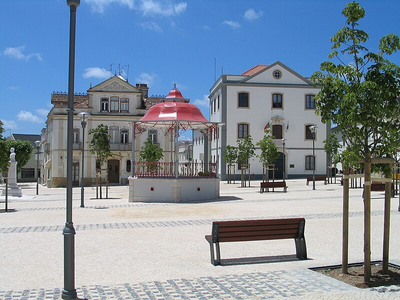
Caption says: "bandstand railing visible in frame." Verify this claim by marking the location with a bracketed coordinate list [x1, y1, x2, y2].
[134, 162, 217, 178]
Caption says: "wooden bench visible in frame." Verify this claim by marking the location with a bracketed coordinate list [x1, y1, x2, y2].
[205, 218, 307, 266]
[260, 181, 287, 193]
[306, 176, 327, 185]
[363, 181, 395, 198]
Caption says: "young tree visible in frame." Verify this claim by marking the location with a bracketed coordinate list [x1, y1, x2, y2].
[324, 133, 341, 178]
[237, 135, 255, 187]
[88, 124, 112, 198]
[256, 130, 279, 182]
[88, 124, 112, 168]
[223, 145, 238, 183]
[312, 1, 400, 283]
[139, 137, 164, 174]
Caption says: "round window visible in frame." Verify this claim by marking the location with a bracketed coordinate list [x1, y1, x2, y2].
[273, 70, 282, 79]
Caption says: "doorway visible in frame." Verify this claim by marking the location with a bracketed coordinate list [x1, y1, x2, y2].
[108, 160, 120, 184]
[270, 153, 285, 180]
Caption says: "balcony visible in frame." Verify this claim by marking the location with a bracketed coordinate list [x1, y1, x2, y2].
[110, 143, 132, 151]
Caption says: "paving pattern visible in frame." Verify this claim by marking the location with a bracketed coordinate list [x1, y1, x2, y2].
[1, 180, 400, 299]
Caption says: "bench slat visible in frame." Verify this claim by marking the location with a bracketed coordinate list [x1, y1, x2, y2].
[214, 218, 303, 227]
[219, 224, 299, 233]
[219, 233, 299, 242]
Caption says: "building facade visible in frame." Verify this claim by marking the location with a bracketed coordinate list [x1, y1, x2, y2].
[194, 61, 329, 180]
[43, 75, 173, 187]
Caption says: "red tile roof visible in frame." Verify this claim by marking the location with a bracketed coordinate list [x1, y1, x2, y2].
[241, 64, 268, 76]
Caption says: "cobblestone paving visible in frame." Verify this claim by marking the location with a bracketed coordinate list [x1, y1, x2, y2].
[0, 270, 363, 299]
[1, 270, 399, 299]
[0, 210, 398, 234]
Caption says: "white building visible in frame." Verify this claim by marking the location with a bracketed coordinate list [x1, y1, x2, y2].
[194, 61, 329, 180]
[43, 75, 173, 187]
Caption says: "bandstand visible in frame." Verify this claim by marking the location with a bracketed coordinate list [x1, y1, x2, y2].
[128, 85, 222, 202]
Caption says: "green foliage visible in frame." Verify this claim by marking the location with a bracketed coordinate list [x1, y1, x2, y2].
[88, 124, 112, 170]
[324, 133, 341, 164]
[311, 1, 400, 163]
[0, 120, 8, 170]
[5, 140, 34, 172]
[236, 135, 255, 167]
[340, 149, 361, 171]
[256, 130, 279, 166]
[223, 145, 238, 165]
[139, 138, 164, 162]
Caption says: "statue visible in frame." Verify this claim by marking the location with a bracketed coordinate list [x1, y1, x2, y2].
[1, 147, 22, 197]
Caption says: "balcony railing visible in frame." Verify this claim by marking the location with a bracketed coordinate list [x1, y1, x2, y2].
[110, 143, 132, 151]
[133, 162, 216, 178]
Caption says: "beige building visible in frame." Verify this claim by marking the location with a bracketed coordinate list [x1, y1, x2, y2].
[43, 75, 173, 187]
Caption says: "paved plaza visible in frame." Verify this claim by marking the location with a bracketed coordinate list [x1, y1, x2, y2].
[1, 178, 400, 299]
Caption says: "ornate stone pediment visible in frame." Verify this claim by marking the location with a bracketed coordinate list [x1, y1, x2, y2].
[271, 115, 284, 125]
[101, 81, 131, 91]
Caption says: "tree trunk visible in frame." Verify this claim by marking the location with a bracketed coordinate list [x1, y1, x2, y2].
[364, 154, 371, 284]
[342, 168, 349, 274]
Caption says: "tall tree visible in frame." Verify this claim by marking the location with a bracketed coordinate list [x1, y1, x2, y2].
[312, 1, 400, 283]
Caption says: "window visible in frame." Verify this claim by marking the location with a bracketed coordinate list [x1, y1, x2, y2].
[238, 123, 249, 139]
[305, 125, 315, 140]
[101, 98, 109, 112]
[273, 70, 282, 79]
[217, 95, 220, 110]
[213, 98, 216, 112]
[126, 160, 131, 173]
[109, 126, 119, 143]
[73, 128, 80, 143]
[111, 96, 119, 112]
[305, 155, 315, 170]
[120, 98, 129, 112]
[148, 129, 158, 144]
[272, 125, 282, 139]
[305, 94, 315, 109]
[120, 129, 129, 144]
[238, 92, 249, 108]
[272, 93, 283, 108]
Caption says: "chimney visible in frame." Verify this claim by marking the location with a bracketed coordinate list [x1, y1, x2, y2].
[136, 83, 149, 98]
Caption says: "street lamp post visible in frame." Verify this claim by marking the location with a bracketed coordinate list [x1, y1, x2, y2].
[282, 138, 286, 181]
[63, 0, 80, 299]
[310, 126, 317, 190]
[35, 140, 41, 195]
[79, 112, 90, 208]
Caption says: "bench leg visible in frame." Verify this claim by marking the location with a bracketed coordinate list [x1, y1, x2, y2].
[294, 237, 307, 260]
[215, 242, 221, 265]
[207, 240, 216, 265]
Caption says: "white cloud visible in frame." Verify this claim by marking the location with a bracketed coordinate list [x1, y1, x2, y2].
[136, 72, 157, 86]
[85, 0, 187, 17]
[84, 0, 135, 14]
[36, 109, 49, 117]
[140, 21, 163, 32]
[140, 0, 187, 17]
[8, 86, 20, 91]
[1, 120, 18, 130]
[17, 111, 44, 123]
[3, 46, 43, 61]
[223, 20, 241, 29]
[83, 67, 112, 79]
[244, 8, 263, 21]
[192, 95, 209, 108]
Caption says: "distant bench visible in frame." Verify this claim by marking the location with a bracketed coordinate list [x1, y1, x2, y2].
[204, 218, 307, 266]
[363, 181, 395, 198]
[306, 176, 327, 185]
[260, 181, 287, 193]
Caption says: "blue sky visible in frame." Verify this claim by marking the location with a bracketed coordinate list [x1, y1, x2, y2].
[1, 0, 400, 138]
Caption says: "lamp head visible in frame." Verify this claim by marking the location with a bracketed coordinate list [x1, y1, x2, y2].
[67, 0, 80, 7]
[309, 125, 317, 133]
[78, 111, 90, 122]
[35, 140, 41, 147]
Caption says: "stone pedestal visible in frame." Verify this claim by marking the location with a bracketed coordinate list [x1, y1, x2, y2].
[1, 148, 23, 197]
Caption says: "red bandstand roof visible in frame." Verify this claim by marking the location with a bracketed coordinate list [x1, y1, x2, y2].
[137, 86, 220, 131]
